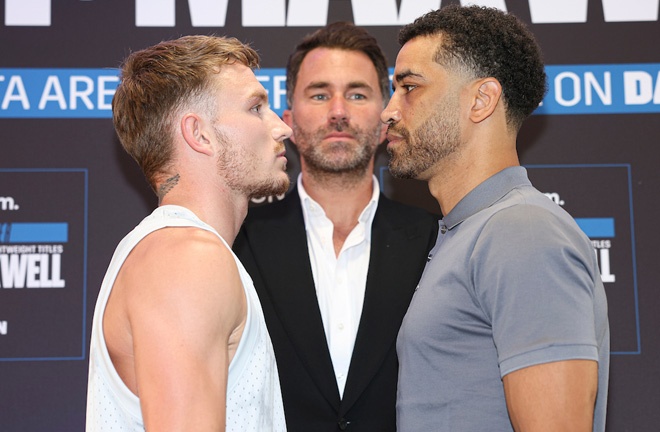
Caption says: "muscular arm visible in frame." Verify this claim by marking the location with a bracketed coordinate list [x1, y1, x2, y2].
[503, 359, 598, 432]
[120, 227, 246, 431]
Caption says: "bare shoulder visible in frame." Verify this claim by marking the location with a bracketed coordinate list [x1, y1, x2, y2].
[131, 225, 234, 266]
[120, 226, 246, 332]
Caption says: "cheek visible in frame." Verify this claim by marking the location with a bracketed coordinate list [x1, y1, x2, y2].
[294, 104, 326, 123]
[400, 107, 417, 129]
[401, 96, 438, 130]
[396, 98, 415, 121]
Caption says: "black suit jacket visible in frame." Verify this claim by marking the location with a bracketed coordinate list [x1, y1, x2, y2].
[234, 188, 438, 432]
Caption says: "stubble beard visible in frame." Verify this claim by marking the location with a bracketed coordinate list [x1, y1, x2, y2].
[215, 128, 290, 200]
[387, 101, 462, 180]
[292, 118, 381, 185]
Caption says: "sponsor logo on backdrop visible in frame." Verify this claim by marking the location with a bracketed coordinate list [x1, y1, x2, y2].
[0, 196, 19, 211]
[528, 164, 639, 355]
[4, 0, 659, 26]
[0, 229, 67, 289]
[0, 169, 88, 361]
[0, 69, 118, 118]
[546, 191, 618, 282]
[537, 64, 660, 115]
[250, 192, 287, 205]
[2, 65, 660, 118]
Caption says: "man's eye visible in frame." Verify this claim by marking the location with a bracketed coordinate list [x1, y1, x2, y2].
[348, 94, 366, 100]
[311, 94, 328, 101]
[403, 84, 417, 93]
[251, 104, 262, 113]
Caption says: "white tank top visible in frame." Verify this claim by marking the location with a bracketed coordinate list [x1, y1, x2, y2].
[86, 205, 286, 431]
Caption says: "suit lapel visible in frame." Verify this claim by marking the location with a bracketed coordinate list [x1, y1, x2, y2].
[246, 192, 341, 408]
[340, 197, 424, 411]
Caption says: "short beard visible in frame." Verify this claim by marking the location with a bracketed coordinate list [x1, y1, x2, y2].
[292, 118, 381, 185]
[387, 101, 461, 180]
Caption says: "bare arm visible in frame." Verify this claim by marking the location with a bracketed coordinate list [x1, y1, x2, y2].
[123, 227, 246, 431]
[503, 359, 598, 432]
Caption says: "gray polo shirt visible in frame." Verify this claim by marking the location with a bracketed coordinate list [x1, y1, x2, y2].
[396, 166, 609, 432]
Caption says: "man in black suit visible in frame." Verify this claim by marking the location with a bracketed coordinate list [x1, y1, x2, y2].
[234, 22, 438, 432]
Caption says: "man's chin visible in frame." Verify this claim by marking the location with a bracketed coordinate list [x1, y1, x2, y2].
[388, 160, 418, 180]
[272, 178, 291, 196]
[249, 177, 290, 200]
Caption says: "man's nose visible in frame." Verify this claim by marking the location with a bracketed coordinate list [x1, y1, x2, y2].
[380, 98, 400, 125]
[328, 97, 350, 123]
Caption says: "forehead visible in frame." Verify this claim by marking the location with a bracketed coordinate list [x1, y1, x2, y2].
[296, 47, 380, 88]
[394, 35, 442, 76]
[213, 63, 266, 103]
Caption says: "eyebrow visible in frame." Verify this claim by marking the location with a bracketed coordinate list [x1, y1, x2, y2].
[247, 89, 269, 105]
[304, 81, 373, 92]
[394, 70, 424, 83]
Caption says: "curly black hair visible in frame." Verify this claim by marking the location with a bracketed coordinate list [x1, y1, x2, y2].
[399, 5, 547, 130]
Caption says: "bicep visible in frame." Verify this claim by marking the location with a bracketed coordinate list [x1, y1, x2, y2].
[503, 359, 598, 432]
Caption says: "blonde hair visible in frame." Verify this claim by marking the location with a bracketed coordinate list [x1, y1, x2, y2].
[112, 35, 260, 191]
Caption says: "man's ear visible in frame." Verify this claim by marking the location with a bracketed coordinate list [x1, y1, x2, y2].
[181, 113, 214, 155]
[469, 78, 502, 124]
[282, 109, 296, 144]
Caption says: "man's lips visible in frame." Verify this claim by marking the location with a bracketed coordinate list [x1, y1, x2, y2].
[385, 132, 404, 143]
[277, 150, 287, 168]
[325, 132, 354, 140]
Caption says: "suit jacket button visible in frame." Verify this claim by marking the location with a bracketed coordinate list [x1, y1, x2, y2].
[338, 418, 349, 430]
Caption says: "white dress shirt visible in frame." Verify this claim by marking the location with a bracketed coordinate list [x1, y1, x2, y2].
[297, 174, 380, 398]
